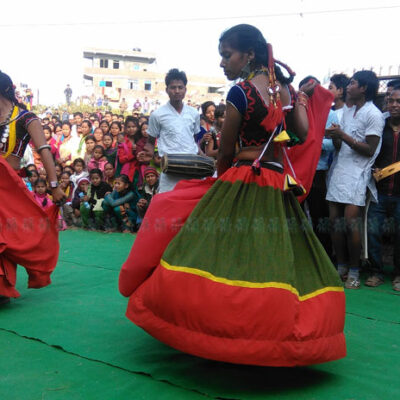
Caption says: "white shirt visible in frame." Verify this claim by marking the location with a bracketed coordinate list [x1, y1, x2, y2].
[326, 101, 385, 206]
[147, 102, 200, 157]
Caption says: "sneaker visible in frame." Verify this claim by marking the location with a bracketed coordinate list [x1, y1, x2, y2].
[392, 276, 400, 292]
[345, 276, 361, 289]
[365, 275, 384, 287]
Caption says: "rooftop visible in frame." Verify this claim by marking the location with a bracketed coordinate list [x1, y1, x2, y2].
[84, 47, 156, 63]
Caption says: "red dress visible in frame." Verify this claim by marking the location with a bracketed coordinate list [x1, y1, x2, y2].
[0, 157, 59, 298]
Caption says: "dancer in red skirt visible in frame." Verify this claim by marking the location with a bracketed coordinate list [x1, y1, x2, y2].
[119, 25, 346, 366]
[0, 71, 65, 305]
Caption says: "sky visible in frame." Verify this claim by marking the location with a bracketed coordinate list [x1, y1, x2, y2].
[1, 0, 399, 105]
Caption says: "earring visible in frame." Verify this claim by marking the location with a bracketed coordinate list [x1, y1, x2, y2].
[239, 61, 252, 80]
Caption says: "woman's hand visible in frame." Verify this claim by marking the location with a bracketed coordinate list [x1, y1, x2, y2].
[299, 79, 318, 97]
[51, 187, 67, 205]
[202, 133, 212, 144]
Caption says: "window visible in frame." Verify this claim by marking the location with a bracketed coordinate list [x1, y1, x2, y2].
[100, 59, 109, 68]
[129, 79, 139, 90]
[105, 81, 112, 87]
[144, 80, 152, 91]
[113, 60, 119, 69]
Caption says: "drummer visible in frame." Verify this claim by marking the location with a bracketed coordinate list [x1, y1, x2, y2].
[147, 68, 201, 193]
[367, 85, 400, 290]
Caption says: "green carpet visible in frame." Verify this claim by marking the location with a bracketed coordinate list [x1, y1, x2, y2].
[1, 230, 399, 399]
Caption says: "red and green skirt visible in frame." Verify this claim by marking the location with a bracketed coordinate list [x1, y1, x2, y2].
[119, 165, 345, 366]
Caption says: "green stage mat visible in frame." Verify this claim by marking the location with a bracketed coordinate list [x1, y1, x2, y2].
[1, 230, 399, 399]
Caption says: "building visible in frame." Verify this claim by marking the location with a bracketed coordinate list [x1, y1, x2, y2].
[83, 47, 226, 109]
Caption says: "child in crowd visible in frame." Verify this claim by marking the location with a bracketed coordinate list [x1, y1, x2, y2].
[83, 135, 96, 165]
[118, 117, 138, 183]
[33, 179, 53, 210]
[104, 162, 116, 187]
[80, 169, 112, 230]
[38, 167, 47, 182]
[103, 133, 117, 167]
[70, 158, 89, 190]
[110, 121, 122, 148]
[26, 169, 39, 191]
[55, 163, 63, 181]
[136, 167, 159, 226]
[88, 145, 108, 172]
[71, 177, 90, 227]
[135, 121, 152, 186]
[43, 124, 60, 161]
[102, 174, 140, 233]
[59, 171, 74, 227]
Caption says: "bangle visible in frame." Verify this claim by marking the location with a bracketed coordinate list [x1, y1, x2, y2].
[37, 144, 51, 153]
[297, 91, 309, 100]
[297, 91, 309, 109]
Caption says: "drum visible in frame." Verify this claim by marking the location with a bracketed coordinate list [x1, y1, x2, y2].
[161, 154, 216, 178]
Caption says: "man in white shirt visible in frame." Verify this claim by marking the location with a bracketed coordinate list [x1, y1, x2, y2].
[148, 68, 200, 192]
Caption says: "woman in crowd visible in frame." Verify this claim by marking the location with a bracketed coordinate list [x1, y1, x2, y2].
[110, 121, 122, 148]
[75, 119, 92, 159]
[53, 123, 63, 147]
[99, 119, 109, 136]
[58, 121, 78, 167]
[196, 101, 216, 144]
[203, 103, 226, 159]
[93, 127, 104, 146]
[119, 24, 345, 366]
[83, 134, 96, 165]
[104, 162, 116, 187]
[0, 71, 65, 305]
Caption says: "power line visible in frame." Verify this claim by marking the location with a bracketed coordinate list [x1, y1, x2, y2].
[0, 5, 399, 27]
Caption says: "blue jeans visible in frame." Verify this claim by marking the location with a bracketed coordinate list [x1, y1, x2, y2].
[368, 193, 400, 277]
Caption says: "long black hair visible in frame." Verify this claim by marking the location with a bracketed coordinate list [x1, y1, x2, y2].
[0, 71, 27, 109]
[219, 24, 294, 84]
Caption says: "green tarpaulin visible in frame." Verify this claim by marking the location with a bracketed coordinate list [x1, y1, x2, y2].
[1, 230, 399, 399]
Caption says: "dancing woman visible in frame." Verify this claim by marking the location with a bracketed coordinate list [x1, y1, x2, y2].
[0, 71, 65, 305]
[119, 25, 345, 366]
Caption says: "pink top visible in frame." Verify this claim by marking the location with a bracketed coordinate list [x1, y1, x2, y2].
[87, 157, 108, 172]
[33, 193, 54, 209]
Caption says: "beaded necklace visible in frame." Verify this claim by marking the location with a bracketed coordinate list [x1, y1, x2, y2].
[0, 105, 19, 157]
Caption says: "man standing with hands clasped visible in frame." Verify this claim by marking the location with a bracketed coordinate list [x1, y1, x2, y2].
[147, 68, 200, 193]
